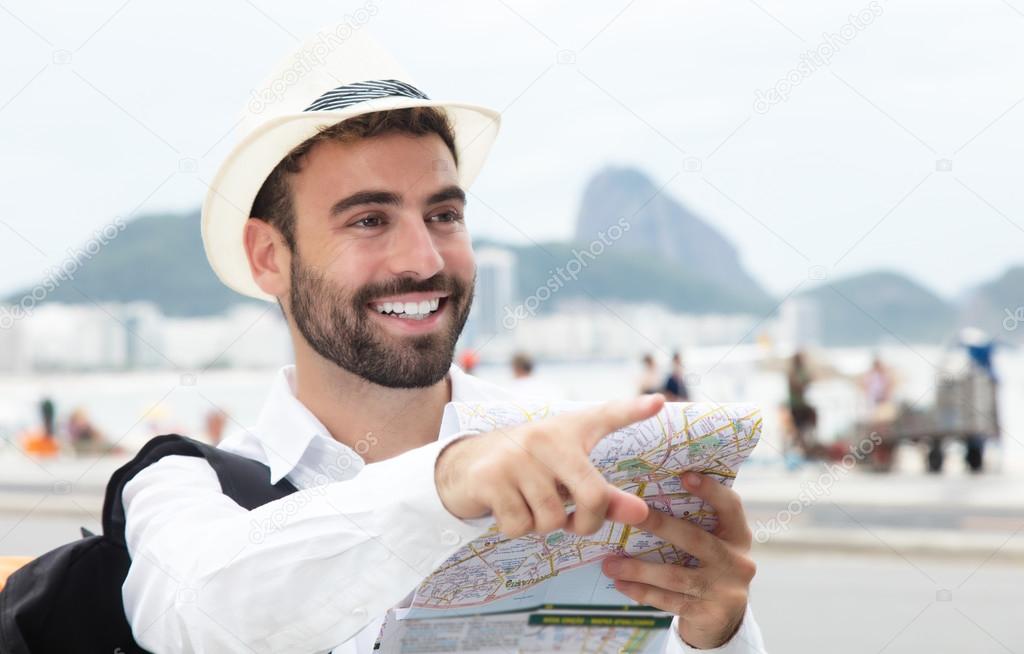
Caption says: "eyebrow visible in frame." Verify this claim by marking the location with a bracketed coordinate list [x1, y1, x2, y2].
[328, 185, 467, 218]
[329, 191, 401, 217]
[425, 185, 466, 206]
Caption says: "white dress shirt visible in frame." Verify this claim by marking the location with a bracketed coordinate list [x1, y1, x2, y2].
[122, 365, 766, 653]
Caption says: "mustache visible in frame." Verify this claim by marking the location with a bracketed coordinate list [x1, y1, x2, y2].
[353, 273, 464, 306]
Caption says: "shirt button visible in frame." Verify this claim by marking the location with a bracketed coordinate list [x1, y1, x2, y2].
[440, 528, 461, 546]
[352, 606, 368, 621]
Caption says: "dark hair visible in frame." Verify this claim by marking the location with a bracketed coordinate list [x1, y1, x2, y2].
[250, 107, 459, 251]
[511, 352, 534, 375]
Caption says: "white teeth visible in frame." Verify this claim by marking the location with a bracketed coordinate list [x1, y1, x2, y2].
[372, 297, 444, 316]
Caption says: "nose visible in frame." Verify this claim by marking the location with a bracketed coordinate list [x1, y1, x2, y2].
[386, 214, 445, 279]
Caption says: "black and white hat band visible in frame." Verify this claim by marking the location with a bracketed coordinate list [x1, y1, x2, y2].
[303, 79, 430, 112]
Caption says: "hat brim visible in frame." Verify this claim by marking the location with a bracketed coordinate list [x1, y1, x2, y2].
[201, 98, 501, 301]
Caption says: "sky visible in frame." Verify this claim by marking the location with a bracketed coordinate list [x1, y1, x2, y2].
[1, 0, 1022, 300]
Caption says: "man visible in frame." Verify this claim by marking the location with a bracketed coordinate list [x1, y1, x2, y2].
[121, 30, 766, 653]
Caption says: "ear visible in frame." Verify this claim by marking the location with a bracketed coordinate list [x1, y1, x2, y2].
[244, 218, 291, 298]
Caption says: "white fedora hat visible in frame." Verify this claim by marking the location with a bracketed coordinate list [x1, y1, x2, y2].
[201, 26, 501, 301]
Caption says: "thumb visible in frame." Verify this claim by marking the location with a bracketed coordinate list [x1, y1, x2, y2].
[605, 485, 650, 526]
[581, 394, 665, 451]
[565, 485, 648, 534]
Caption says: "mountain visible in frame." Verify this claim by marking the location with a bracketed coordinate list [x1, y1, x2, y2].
[574, 167, 768, 300]
[798, 271, 957, 345]
[6, 170, 970, 345]
[4, 207, 771, 319]
[6, 167, 777, 318]
[489, 241, 773, 315]
[4, 210, 256, 317]
[958, 266, 1024, 340]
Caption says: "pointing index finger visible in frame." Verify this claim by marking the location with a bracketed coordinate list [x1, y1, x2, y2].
[577, 394, 665, 452]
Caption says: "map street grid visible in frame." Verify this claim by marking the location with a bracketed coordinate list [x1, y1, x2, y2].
[408, 401, 763, 619]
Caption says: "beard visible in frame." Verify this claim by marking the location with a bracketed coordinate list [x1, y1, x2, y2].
[288, 254, 474, 389]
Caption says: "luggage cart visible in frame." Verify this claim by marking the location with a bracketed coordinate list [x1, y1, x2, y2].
[847, 337, 1000, 473]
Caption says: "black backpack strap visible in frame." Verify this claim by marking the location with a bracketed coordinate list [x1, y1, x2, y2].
[102, 434, 299, 545]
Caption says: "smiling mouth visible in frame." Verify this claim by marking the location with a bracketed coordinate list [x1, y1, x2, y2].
[369, 296, 448, 321]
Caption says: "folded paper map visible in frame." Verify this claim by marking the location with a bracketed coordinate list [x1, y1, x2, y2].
[405, 400, 763, 620]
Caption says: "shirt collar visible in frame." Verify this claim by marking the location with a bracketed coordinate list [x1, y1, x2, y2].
[253, 365, 334, 483]
[253, 363, 501, 484]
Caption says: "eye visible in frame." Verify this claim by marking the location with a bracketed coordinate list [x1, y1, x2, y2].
[428, 210, 464, 224]
[352, 214, 386, 228]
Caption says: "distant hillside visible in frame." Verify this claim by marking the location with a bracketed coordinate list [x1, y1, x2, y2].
[959, 266, 1024, 340]
[7, 166, 779, 318]
[575, 167, 767, 300]
[799, 271, 957, 345]
[499, 241, 773, 314]
[4, 210, 256, 317]
[5, 206, 772, 318]
[8, 170, 991, 348]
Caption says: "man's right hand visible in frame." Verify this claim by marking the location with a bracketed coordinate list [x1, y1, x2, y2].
[434, 394, 665, 538]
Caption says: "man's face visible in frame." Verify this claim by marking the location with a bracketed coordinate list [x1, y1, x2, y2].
[284, 132, 475, 388]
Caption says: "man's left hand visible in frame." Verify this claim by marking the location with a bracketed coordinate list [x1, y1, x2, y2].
[601, 471, 756, 650]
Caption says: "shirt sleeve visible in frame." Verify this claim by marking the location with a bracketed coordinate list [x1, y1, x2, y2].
[664, 605, 767, 653]
[121, 437, 488, 654]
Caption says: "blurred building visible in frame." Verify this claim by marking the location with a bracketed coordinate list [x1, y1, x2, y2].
[464, 246, 516, 345]
[776, 296, 822, 350]
[162, 305, 291, 369]
[0, 302, 164, 372]
[0, 302, 290, 372]
[504, 300, 757, 361]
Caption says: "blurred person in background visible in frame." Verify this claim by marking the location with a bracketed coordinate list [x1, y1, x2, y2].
[663, 351, 690, 402]
[960, 329, 999, 473]
[507, 351, 565, 400]
[861, 354, 896, 422]
[41, 397, 55, 438]
[787, 351, 818, 460]
[511, 351, 533, 380]
[204, 408, 229, 446]
[20, 397, 60, 457]
[67, 407, 107, 456]
[638, 352, 662, 394]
